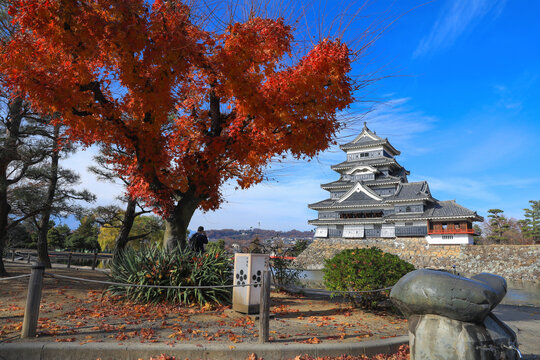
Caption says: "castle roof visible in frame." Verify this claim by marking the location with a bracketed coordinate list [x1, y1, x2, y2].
[308, 197, 384, 210]
[321, 176, 403, 190]
[309, 181, 432, 209]
[340, 123, 400, 155]
[425, 200, 483, 220]
[384, 200, 483, 222]
[331, 157, 402, 171]
[385, 181, 432, 202]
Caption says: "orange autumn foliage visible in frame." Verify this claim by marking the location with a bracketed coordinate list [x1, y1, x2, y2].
[1, 1, 354, 218]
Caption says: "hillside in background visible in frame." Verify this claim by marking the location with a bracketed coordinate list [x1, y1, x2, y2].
[203, 228, 313, 245]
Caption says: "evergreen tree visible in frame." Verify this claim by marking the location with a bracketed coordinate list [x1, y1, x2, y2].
[26, 124, 94, 266]
[522, 200, 540, 243]
[10, 138, 95, 266]
[5, 222, 30, 249]
[248, 236, 264, 253]
[66, 217, 100, 252]
[47, 224, 71, 250]
[472, 224, 483, 244]
[487, 209, 509, 244]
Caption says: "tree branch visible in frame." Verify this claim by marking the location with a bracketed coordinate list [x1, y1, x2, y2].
[126, 232, 152, 241]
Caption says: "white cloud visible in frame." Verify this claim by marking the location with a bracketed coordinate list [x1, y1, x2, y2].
[411, 174, 540, 219]
[61, 146, 124, 207]
[413, 175, 500, 203]
[190, 176, 325, 231]
[339, 97, 436, 157]
[414, 0, 507, 58]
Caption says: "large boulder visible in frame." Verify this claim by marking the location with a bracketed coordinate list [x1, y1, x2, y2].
[470, 272, 507, 310]
[390, 269, 506, 323]
[390, 269, 520, 360]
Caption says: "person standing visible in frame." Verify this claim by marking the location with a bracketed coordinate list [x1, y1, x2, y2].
[189, 226, 208, 253]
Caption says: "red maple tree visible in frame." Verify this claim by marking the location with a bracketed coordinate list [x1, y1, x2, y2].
[2, 0, 360, 249]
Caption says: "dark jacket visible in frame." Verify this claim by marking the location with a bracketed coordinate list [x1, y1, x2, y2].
[189, 232, 208, 252]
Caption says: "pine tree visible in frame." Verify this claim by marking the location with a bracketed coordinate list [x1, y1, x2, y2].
[487, 209, 509, 244]
[65, 217, 100, 252]
[47, 224, 71, 250]
[522, 200, 540, 244]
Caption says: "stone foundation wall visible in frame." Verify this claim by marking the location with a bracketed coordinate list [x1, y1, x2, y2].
[295, 238, 539, 282]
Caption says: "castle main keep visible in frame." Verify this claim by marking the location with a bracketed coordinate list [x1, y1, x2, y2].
[308, 123, 483, 245]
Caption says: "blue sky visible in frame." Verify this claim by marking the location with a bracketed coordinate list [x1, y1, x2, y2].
[64, 0, 540, 231]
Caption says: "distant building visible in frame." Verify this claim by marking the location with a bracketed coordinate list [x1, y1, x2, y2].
[308, 123, 483, 245]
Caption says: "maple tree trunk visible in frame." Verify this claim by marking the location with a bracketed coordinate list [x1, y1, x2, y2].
[37, 125, 61, 269]
[112, 197, 137, 262]
[0, 97, 24, 277]
[164, 194, 200, 251]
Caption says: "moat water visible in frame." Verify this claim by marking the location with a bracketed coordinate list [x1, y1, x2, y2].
[299, 270, 540, 307]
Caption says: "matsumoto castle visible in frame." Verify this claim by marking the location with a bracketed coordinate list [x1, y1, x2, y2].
[308, 123, 483, 245]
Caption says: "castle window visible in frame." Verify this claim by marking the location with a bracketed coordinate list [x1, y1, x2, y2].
[405, 206, 411, 212]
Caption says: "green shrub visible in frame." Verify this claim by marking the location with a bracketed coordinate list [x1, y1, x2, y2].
[258, 239, 305, 289]
[270, 256, 305, 290]
[323, 247, 414, 308]
[108, 245, 233, 305]
[206, 239, 225, 253]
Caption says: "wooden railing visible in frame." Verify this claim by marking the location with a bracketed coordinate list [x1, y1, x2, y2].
[428, 229, 475, 235]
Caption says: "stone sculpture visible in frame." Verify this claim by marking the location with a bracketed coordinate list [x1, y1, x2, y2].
[390, 269, 521, 360]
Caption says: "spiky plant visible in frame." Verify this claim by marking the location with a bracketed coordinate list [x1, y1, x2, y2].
[108, 245, 233, 305]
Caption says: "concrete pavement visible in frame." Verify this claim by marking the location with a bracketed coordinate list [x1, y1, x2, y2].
[0, 336, 408, 360]
[1, 305, 537, 359]
[493, 304, 540, 359]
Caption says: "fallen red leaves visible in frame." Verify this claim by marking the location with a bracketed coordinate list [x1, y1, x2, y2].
[287, 345, 410, 360]
[1, 280, 406, 345]
[55, 337, 76, 342]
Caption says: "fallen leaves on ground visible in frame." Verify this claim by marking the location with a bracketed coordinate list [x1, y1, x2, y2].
[0, 269, 406, 345]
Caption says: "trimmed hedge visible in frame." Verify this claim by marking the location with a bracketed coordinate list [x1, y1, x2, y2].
[323, 247, 414, 308]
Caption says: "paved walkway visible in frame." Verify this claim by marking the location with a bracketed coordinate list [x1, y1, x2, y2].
[493, 304, 540, 359]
